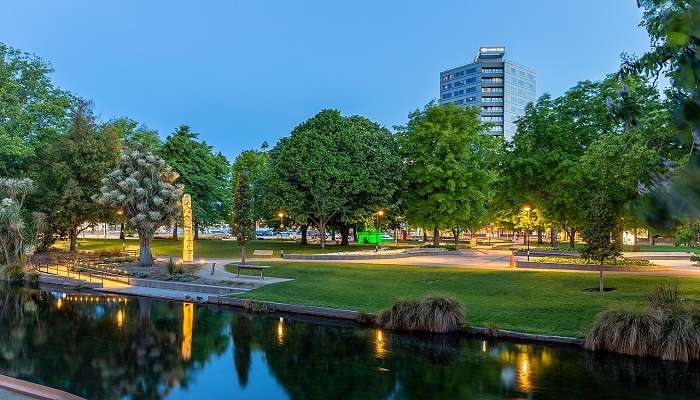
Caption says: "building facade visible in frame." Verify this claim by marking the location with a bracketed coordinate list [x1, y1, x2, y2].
[439, 47, 536, 139]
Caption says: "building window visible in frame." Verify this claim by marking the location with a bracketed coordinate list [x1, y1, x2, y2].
[482, 96, 503, 103]
[442, 75, 449, 82]
[465, 86, 477, 94]
[465, 67, 476, 74]
[482, 87, 503, 93]
[453, 80, 464, 87]
[453, 89, 464, 96]
[455, 71, 464, 78]
[482, 68, 503, 74]
[482, 106, 503, 112]
[454, 99, 464, 105]
[465, 96, 477, 103]
[465, 76, 476, 84]
[481, 115, 503, 122]
[441, 92, 452, 99]
[482, 77, 503, 84]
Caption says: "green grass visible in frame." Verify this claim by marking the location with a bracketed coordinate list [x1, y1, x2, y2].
[225, 261, 700, 338]
[55, 238, 410, 259]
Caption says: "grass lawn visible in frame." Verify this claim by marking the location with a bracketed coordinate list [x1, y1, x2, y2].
[54, 238, 411, 259]
[225, 261, 700, 338]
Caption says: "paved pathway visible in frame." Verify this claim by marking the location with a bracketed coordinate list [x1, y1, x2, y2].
[236, 248, 700, 278]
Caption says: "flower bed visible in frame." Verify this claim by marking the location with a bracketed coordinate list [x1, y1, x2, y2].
[536, 256, 653, 266]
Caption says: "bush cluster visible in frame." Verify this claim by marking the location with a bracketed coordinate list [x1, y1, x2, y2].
[586, 284, 700, 362]
[377, 296, 465, 333]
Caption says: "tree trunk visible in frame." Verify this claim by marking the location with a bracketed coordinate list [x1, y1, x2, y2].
[319, 218, 327, 249]
[452, 228, 459, 247]
[423, 228, 428, 242]
[550, 227, 556, 246]
[194, 220, 199, 240]
[433, 226, 439, 247]
[523, 232, 527, 245]
[69, 226, 78, 252]
[537, 229, 543, 245]
[139, 234, 153, 266]
[172, 222, 178, 240]
[241, 242, 246, 263]
[300, 225, 308, 245]
[599, 262, 604, 293]
[569, 228, 576, 249]
[340, 226, 350, 246]
[120, 223, 125, 240]
[352, 226, 358, 242]
[331, 229, 336, 241]
[633, 228, 638, 245]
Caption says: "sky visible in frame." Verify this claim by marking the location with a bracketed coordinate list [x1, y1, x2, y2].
[2, 0, 652, 160]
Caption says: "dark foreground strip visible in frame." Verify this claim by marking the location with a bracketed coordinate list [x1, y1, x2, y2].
[0, 375, 85, 400]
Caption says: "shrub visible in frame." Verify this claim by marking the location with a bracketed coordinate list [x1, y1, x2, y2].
[242, 299, 275, 313]
[166, 258, 184, 274]
[2, 264, 26, 284]
[586, 284, 700, 362]
[690, 254, 700, 263]
[647, 283, 681, 310]
[377, 296, 465, 333]
[585, 309, 659, 357]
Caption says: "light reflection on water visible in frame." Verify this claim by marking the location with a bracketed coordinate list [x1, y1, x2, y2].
[1, 286, 700, 400]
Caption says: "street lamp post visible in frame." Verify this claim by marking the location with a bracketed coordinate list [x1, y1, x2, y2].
[375, 210, 384, 252]
[278, 212, 285, 239]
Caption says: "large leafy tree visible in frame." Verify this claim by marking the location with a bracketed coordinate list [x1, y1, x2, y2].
[160, 125, 230, 238]
[105, 117, 162, 151]
[623, 0, 700, 228]
[265, 110, 404, 248]
[398, 103, 499, 246]
[0, 43, 73, 175]
[265, 110, 350, 249]
[30, 100, 119, 251]
[95, 146, 183, 266]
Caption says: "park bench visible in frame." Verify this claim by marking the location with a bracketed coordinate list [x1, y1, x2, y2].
[233, 263, 270, 279]
[253, 249, 274, 257]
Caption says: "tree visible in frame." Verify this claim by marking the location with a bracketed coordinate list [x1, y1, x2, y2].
[30, 100, 119, 251]
[105, 117, 162, 151]
[265, 110, 355, 249]
[580, 191, 622, 293]
[398, 103, 499, 247]
[160, 125, 230, 239]
[622, 0, 700, 228]
[231, 168, 254, 263]
[0, 43, 73, 176]
[0, 178, 44, 265]
[95, 146, 182, 266]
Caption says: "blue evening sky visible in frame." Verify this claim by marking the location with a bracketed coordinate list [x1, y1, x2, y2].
[2, 1, 650, 160]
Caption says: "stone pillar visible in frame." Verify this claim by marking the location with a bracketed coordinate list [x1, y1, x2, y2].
[182, 194, 194, 262]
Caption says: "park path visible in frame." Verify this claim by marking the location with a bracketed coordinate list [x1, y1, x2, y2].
[204, 249, 700, 279]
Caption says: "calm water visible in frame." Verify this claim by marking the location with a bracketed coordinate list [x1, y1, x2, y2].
[1, 286, 699, 399]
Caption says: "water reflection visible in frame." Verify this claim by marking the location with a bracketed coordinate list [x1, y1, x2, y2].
[1, 285, 699, 399]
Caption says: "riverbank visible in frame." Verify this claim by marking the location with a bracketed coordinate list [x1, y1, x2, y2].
[224, 261, 700, 338]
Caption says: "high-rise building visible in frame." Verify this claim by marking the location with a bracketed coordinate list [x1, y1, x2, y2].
[439, 47, 536, 139]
